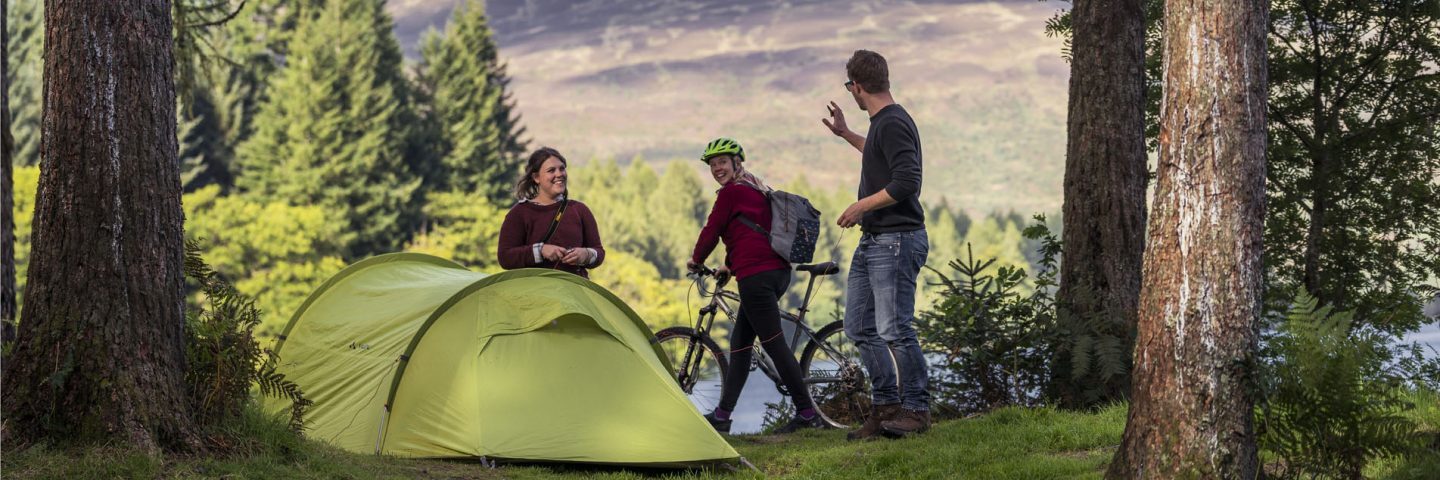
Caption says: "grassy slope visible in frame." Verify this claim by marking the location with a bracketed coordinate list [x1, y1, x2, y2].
[5, 392, 1437, 479]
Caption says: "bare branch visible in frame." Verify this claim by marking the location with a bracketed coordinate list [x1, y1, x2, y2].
[182, 0, 246, 30]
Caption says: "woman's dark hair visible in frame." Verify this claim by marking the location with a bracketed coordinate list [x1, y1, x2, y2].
[514, 147, 567, 201]
[846, 49, 890, 93]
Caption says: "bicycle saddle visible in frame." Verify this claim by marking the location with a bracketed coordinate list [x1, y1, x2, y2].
[795, 262, 839, 275]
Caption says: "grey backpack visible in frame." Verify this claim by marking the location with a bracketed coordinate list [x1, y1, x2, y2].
[735, 186, 822, 264]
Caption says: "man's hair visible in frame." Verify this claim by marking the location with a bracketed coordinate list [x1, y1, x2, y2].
[846, 50, 889, 93]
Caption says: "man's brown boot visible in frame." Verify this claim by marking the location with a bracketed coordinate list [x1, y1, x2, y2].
[880, 408, 931, 437]
[846, 403, 901, 441]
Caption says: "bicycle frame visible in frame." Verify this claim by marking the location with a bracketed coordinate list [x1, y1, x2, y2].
[690, 268, 837, 395]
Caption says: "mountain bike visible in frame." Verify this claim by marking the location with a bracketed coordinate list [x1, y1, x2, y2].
[655, 262, 872, 429]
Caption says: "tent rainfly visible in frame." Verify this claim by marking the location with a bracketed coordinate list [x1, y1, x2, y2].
[266, 253, 738, 465]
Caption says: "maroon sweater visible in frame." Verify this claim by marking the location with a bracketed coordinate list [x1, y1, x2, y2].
[692, 182, 789, 280]
[497, 199, 605, 278]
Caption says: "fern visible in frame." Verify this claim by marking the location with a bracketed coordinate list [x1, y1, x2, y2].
[184, 238, 311, 434]
[1258, 289, 1422, 479]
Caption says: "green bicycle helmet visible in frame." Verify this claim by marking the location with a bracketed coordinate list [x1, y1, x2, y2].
[701, 137, 745, 163]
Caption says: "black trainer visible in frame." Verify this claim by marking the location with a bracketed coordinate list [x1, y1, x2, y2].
[704, 411, 732, 434]
[774, 414, 826, 434]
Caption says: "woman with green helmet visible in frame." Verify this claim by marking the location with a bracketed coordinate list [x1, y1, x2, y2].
[686, 137, 825, 434]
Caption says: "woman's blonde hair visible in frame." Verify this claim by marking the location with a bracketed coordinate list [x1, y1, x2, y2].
[735, 163, 772, 193]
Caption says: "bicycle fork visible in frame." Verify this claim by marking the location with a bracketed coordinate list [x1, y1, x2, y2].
[677, 304, 720, 392]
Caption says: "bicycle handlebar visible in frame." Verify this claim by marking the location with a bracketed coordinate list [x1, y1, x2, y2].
[686, 264, 732, 292]
[686, 264, 717, 277]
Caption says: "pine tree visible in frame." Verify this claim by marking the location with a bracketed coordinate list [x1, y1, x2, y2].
[1053, 0, 1148, 410]
[5, 0, 40, 168]
[417, 0, 527, 201]
[961, 216, 1030, 282]
[646, 161, 708, 278]
[3, 0, 197, 450]
[235, 0, 421, 257]
[174, 0, 323, 193]
[1107, 0, 1269, 475]
[3, 0, 16, 341]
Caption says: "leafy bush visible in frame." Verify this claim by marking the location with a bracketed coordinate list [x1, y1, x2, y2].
[1258, 290, 1423, 479]
[183, 238, 311, 435]
[917, 215, 1059, 417]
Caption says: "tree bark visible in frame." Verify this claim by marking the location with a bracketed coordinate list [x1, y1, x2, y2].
[3, 0, 17, 344]
[1106, 0, 1268, 477]
[1054, 0, 1149, 409]
[1, 0, 193, 451]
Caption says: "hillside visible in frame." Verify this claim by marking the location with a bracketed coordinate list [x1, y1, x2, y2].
[387, 0, 1072, 216]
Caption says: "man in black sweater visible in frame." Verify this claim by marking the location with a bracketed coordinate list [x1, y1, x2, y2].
[823, 49, 931, 440]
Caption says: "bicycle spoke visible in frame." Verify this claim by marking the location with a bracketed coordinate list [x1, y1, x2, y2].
[656, 330, 727, 415]
[802, 322, 873, 427]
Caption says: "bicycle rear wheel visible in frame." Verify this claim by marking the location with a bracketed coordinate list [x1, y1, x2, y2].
[655, 326, 729, 414]
[799, 320, 872, 428]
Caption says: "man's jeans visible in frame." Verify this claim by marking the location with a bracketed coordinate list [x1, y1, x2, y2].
[844, 229, 930, 412]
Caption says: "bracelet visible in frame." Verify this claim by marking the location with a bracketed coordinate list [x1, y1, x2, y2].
[532, 243, 544, 264]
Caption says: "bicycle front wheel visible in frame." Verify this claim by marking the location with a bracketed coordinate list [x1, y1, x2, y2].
[655, 326, 729, 414]
[800, 320, 872, 428]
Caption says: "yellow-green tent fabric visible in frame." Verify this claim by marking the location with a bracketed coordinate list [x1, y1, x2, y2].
[267, 253, 738, 465]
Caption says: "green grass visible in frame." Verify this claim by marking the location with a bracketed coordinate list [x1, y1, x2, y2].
[6, 397, 1439, 479]
[1365, 388, 1440, 480]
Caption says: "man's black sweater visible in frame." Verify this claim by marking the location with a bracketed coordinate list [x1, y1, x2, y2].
[858, 104, 925, 233]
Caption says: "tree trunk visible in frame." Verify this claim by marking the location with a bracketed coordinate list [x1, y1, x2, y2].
[1301, 145, 1332, 301]
[1106, 0, 1268, 477]
[1054, 0, 1149, 409]
[1, 0, 193, 451]
[2, 0, 17, 344]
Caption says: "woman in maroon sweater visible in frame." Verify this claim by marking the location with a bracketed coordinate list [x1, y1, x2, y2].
[497, 147, 605, 278]
[686, 138, 823, 434]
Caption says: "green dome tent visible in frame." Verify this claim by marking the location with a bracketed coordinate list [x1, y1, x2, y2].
[266, 253, 738, 465]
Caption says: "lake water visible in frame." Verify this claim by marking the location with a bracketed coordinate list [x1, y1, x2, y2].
[705, 304, 1440, 434]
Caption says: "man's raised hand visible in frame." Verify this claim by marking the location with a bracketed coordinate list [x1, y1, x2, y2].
[822, 101, 849, 137]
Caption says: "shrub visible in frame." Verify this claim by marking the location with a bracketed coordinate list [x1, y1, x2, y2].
[917, 215, 1059, 417]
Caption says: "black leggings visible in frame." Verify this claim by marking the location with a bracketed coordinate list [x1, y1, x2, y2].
[718, 268, 815, 412]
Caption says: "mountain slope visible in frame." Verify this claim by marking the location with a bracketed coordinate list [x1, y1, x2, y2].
[388, 0, 1071, 215]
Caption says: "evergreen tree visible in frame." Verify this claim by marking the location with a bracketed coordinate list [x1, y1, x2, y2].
[162, 0, 299, 193]
[646, 161, 708, 278]
[5, 0, 40, 168]
[1108, 0, 1269, 474]
[1051, 0, 1440, 332]
[417, 0, 528, 201]
[235, 0, 421, 257]
[1053, 0, 1148, 410]
[3, 0, 14, 341]
[961, 216, 1031, 283]
[404, 190, 506, 270]
[3, 0, 197, 449]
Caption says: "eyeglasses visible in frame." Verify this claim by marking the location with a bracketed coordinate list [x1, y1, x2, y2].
[844, 80, 855, 89]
